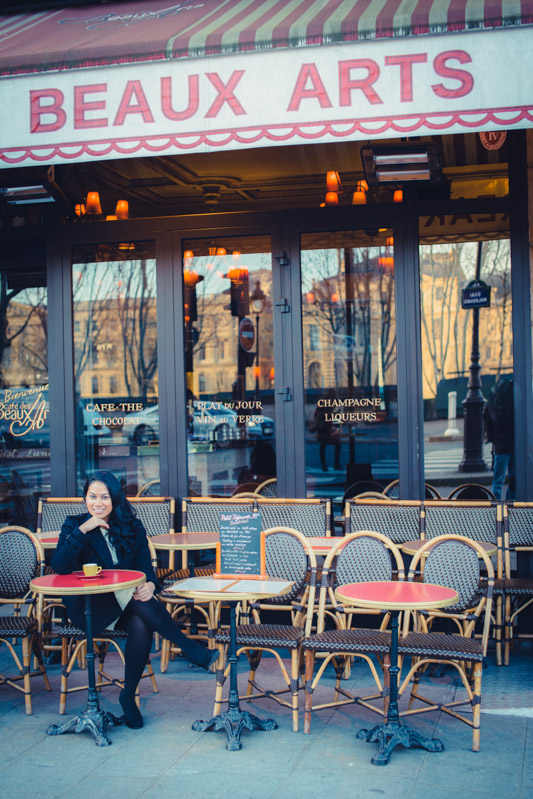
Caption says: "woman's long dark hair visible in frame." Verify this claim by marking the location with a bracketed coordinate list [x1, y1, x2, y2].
[83, 471, 137, 557]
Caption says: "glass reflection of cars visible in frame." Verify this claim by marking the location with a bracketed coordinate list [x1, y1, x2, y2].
[126, 403, 274, 446]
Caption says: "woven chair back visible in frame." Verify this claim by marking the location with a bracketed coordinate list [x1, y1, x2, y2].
[129, 498, 175, 537]
[182, 497, 331, 537]
[423, 500, 500, 544]
[263, 528, 311, 604]
[136, 480, 161, 497]
[346, 499, 422, 543]
[382, 480, 442, 499]
[0, 526, 44, 600]
[447, 483, 496, 501]
[422, 539, 482, 612]
[37, 498, 87, 534]
[255, 478, 277, 497]
[504, 502, 533, 548]
[335, 534, 398, 586]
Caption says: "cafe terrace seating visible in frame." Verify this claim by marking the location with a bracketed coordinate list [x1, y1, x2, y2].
[0, 525, 50, 714]
[345, 498, 423, 544]
[302, 531, 405, 733]
[135, 480, 161, 497]
[255, 478, 278, 497]
[398, 534, 494, 752]
[212, 526, 318, 732]
[500, 502, 533, 664]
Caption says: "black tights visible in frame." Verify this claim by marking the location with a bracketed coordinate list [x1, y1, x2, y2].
[118, 597, 210, 696]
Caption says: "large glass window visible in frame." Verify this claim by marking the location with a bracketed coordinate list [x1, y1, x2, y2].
[182, 237, 274, 497]
[419, 214, 513, 499]
[302, 230, 398, 500]
[0, 249, 48, 529]
[72, 241, 158, 495]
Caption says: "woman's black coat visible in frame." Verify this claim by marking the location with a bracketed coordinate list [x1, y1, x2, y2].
[51, 513, 161, 633]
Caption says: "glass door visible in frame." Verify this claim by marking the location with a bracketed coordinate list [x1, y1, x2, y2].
[181, 235, 275, 497]
[300, 229, 398, 501]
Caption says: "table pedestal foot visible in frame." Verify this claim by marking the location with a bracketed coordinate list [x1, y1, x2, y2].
[193, 709, 278, 751]
[357, 722, 444, 766]
[47, 709, 123, 747]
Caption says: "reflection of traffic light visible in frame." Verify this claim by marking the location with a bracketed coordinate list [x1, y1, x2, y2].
[183, 269, 203, 323]
[225, 267, 249, 317]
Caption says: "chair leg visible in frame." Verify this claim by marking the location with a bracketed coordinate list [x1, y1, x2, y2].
[160, 636, 170, 673]
[21, 636, 32, 715]
[472, 663, 482, 752]
[31, 632, 51, 692]
[303, 650, 315, 734]
[291, 649, 299, 733]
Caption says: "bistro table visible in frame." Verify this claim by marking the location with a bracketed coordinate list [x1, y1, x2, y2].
[335, 580, 458, 765]
[150, 532, 219, 574]
[401, 539, 497, 558]
[30, 569, 146, 747]
[165, 576, 293, 751]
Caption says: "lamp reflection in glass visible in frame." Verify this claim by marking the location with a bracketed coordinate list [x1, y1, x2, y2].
[115, 200, 129, 220]
[85, 192, 102, 215]
[326, 171, 342, 192]
[250, 280, 266, 401]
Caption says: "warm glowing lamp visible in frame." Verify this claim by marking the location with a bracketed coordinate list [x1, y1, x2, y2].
[386, 236, 394, 247]
[325, 191, 339, 206]
[331, 292, 340, 303]
[326, 170, 342, 192]
[183, 249, 194, 260]
[75, 203, 86, 218]
[232, 250, 241, 260]
[352, 190, 366, 205]
[393, 189, 403, 203]
[306, 291, 315, 304]
[269, 366, 275, 382]
[106, 215, 118, 221]
[115, 200, 129, 219]
[183, 268, 201, 287]
[216, 247, 227, 256]
[85, 192, 102, 215]
[252, 366, 261, 380]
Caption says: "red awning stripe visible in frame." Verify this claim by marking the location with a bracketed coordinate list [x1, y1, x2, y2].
[0, 0, 532, 77]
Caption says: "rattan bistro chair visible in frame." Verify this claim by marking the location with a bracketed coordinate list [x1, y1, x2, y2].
[0, 525, 51, 714]
[303, 531, 405, 733]
[255, 478, 277, 497]
[135, 480, 161, 497]
[383, 480, 442, 500]
[213, 527, 318, 732]
[501, 502, 533, 664]
[397, 535, 494, 752]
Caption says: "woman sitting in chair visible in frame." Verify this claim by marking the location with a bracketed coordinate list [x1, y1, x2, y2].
[51, 471, 218, 729]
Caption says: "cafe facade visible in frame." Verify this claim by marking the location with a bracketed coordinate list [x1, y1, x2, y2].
[0, 0, 532, 528]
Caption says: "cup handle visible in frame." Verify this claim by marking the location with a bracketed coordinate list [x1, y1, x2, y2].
[95, 565, 102, 574]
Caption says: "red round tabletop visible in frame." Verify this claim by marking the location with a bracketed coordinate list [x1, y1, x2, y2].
[30, 569, 146, 596]
[335, 580, 458, 611]
[150, 532, 219, 550]
[309, 537, 346, 554]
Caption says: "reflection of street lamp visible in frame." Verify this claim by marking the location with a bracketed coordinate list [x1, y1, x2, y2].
[250, 280, 266, 401]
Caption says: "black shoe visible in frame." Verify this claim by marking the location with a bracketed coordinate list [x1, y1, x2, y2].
[200, 648, 220, 672]
[119, 689, 143, 729]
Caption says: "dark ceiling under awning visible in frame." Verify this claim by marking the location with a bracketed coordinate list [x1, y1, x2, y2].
[1, 0, 532, 76]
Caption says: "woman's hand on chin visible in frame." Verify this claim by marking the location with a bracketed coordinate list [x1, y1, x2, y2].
[133, 581, 155, 602]
[79, 516, 110, 534]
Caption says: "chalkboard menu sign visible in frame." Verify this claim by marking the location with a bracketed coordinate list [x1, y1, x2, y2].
[214, 510, 267, 579]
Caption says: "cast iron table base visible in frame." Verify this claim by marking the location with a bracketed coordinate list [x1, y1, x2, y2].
[192, 603, 278, 750]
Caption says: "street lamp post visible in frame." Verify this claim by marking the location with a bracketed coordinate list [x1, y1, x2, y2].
[250, 281, 266, 402]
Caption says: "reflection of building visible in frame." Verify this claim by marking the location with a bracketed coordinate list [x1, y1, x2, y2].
[0, 300, 47, 388]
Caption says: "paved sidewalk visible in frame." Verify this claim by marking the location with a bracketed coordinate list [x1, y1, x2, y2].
[1, 640, 532, 799]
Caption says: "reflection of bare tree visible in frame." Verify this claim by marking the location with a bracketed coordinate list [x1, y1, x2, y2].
[116, 260, 157, 397]
[0, 277, 47, 388]
[420, 244, 468, 397]
[420, 239, 512, 397]
[302, 247, 396, 390]
[73, 265, 111, 382]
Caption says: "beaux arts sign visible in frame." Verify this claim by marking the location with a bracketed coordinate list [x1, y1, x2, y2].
[1, 28, 531, 168]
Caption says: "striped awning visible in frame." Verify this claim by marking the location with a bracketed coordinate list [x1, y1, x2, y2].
[1, 0, 532, 76]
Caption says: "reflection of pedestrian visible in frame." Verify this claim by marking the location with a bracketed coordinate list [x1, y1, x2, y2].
[314, 389, 341, 473]
[238, 441, 276, 484]
[483, 377, 515, 500]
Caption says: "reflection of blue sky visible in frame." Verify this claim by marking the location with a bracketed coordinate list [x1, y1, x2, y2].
[72, 259, 157, 301]
[189, 252, 271, 298]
